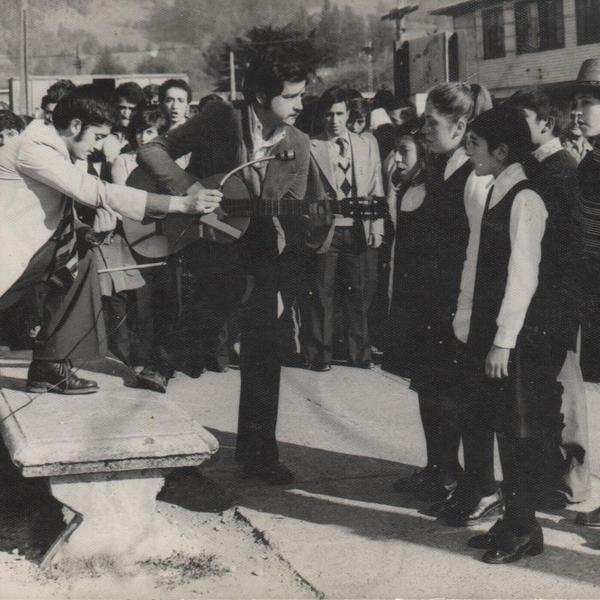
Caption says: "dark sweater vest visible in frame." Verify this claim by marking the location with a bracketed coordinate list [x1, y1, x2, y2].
[468, 179, 552, 359]
[426, 158, 473, 313]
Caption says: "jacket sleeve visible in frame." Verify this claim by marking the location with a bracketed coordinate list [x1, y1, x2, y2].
[137, 101, 240, 195]
[17, 135, 150, 222]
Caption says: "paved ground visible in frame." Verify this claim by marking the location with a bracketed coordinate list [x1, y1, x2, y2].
[2, 351, 600, 598]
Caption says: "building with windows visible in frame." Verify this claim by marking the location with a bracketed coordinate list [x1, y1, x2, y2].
[430, 0, 600, 97]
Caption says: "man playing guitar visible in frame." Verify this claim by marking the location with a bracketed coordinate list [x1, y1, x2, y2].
[136, 44, 330, 484]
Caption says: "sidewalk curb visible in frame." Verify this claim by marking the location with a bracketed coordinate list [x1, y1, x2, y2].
[233, 506, 325, 599]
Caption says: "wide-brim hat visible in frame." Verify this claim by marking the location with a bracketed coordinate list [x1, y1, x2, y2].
[543, 58, 600, 95]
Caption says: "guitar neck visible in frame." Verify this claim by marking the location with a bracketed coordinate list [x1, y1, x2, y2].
[220, 197, 379, 218]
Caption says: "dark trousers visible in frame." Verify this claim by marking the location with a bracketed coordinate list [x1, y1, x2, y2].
[305, 227, 378, 365]
[235, 249, 308, 465]
[418, 389, 463, 482]
[0, 239, 105, 361]
[135, 242, 245, 375]
[102, 291, 135, 367]
[460, 337, 567, 531]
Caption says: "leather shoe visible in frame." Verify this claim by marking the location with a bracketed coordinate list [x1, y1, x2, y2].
[482, 524, 544, 564]
[468, 518, 508, 549]
[305, 361, 331, 372]
[442, 489, 504, 527]
[27, 360, 98, 395]
[350, 360, 373, 369]
[575, 506, 600, 527]
[137, 365, 173, 394]
[242, 461, 295, 485]
[392, 465, 447, 500]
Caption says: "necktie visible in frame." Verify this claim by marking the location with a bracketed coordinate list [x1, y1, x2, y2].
[48, 197, 78, 288]
[335, 138, 353, 199]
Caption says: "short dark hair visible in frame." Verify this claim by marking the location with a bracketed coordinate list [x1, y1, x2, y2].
[318, 86, 349, 119]
[159, 78, 192, 104]
[469, 107, 533, 165]
[42, 80, 76, 109]
[242, 44, 309, 105]
[126, 106, 169, 149]
[198, 93, 224, 113]
[0, 110, 24, 133]
[372, 89, 396, 112]
[53, 84, 119, 130]
[113, 81, 144, 106]
[142, 83, 160, 103]
[506, 87, 567, 136]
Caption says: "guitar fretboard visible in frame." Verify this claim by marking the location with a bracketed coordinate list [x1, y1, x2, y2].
[219, 197, 384, 218]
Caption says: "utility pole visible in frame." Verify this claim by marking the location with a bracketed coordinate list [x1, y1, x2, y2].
[362, 41, 374, 93]
[382, 1, 419, 98]
[382, 1, 419, 48]
[19, 0, 30, 115]
[74, 45, 82, 75]
[229, 50, 236, 102]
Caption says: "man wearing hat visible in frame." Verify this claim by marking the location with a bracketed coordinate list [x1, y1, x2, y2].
[557, 58, 600, 527]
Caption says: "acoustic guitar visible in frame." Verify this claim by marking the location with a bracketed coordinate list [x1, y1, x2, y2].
[122, 164, 386, 259]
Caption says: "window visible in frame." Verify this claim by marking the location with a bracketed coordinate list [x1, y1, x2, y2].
[576, 0, 600, 45]
[515, 0, 564, 53]
[482, 7, 505, 59]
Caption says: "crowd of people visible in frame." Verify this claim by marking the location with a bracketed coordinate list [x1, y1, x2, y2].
[2, 41, 600, 566]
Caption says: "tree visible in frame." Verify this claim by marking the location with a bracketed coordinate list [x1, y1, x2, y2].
[136, 55, 176, 74]
[339, 6, 367, 61]
[314, 0, 342, 67]
[204, 24, 320, 92]
[91, 48, 127, 75]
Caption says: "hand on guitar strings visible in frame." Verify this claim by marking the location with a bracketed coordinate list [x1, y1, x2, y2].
[172, 187, 223, 215]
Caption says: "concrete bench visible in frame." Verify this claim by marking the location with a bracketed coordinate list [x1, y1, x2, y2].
[0, 364, 218, 567]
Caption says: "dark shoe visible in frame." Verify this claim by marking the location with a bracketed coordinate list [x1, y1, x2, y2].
[242, 461, 295, 485]
[575, 506, 600, 527]
[442, 489, 504, 527]
[427, 482, 469, 517]
[349, 360, 373, 369]
[393, 465, 441, 493]
[137, 366, 171, 393]
[482, 524, 544, 564]
[468, 518, 509, 549]
[306, 361, 331, 372]
[26, 360, 98, 395]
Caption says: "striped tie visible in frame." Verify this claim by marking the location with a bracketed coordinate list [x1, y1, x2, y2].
[48, 197, 78, 288]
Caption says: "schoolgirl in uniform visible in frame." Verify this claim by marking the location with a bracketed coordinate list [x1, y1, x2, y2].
[457, 107, 567, 563]
[393, 83, 491, 504]
[382, 120, 427, 378]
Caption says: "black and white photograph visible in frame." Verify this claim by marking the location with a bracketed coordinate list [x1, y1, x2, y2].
[1, 0, 600, 597]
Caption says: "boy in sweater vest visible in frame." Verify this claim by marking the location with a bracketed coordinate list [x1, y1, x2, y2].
[507, 88, 586, 509]
[455, 107, 569, 564]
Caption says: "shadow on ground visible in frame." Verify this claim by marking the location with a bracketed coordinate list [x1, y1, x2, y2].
[171, 429, 600, 588]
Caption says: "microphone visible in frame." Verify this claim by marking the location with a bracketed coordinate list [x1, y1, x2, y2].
[219, 150, 296, 188]
[274, 149, 296, 161]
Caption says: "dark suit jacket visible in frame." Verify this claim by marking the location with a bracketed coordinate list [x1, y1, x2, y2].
[137, 101, 327, 267]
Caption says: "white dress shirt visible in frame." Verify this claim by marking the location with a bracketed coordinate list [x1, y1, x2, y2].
[453, 162, 548, 349]
[532, 136, 563, 163]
